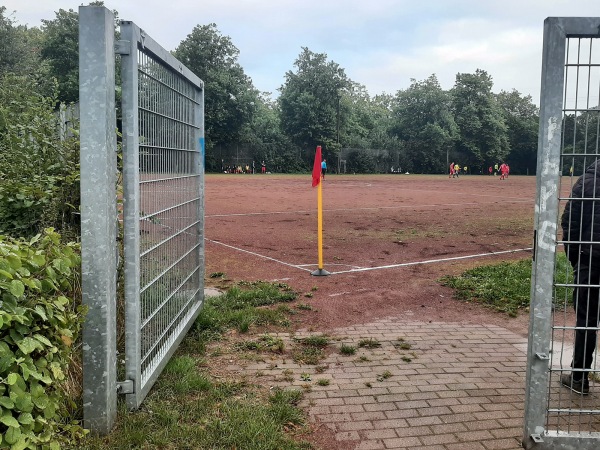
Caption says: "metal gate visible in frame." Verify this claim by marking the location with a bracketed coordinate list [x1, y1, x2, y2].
[119, 21, 205, 409]
[79, 6, 204, 432]
[524, 17, 600, 449]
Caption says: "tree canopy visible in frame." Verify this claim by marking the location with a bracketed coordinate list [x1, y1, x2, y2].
[391, 75, 458, 173]
[0, 6, 551, 175]
[278, 48, 350, 159]
[451, 69, 510, 171]
[174, 23, 258, 155]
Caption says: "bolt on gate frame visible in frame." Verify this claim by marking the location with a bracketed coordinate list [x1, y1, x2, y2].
[525, 17, 600, 449]
[79, 6, 205, 433]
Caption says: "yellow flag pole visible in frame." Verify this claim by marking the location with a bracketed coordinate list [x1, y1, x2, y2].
[312, 173, 329, 276]
[317, 180, 324, 269]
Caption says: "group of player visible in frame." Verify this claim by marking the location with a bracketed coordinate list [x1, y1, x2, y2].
[222, 161, 267, 174]
[448, 162, 510, 179]
[488, 163, 510, 179]
[448, 162, 467, 178]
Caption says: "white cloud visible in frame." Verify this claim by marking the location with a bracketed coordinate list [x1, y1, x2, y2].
[3, 0, 599, 103]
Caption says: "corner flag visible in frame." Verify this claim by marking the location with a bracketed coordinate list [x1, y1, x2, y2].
[311, 145, 329, 276]
[312, 145, 322, 187]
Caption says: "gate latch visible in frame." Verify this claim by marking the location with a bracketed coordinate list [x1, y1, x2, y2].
[530, 434, 544, 443]
[535, 352, 549, 360]
[117, 379, 134, 394]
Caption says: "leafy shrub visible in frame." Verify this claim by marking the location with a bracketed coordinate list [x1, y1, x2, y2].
[0, 173, 80, 239]
[0, 74, 80, 238]
[0, 229, 85, 449]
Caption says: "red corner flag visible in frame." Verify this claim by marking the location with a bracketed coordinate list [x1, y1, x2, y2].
[312, 145, 322, 187]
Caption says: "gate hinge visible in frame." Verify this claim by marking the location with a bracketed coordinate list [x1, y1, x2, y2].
[530, 433, 544, 443]
[117, 379, 134, 394]
[535, 352, 549, 360]
[115, 40, 131, 55]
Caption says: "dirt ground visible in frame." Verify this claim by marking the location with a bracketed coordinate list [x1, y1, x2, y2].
[204, 173, 540, 336]
[203, 173, 547, 448]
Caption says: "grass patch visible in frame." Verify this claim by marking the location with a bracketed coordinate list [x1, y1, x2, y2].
[77, 281, 311, 450]
[193, 281, 297, 335]
[297, 335, 330, 347]
[291, 335, 330, 365]
[377, 370, 393, 381]
[340, 344, 356, 355]
[393, 339, 411, 350]
[292, 347, 326, 365]
[439, 254, 572, 317]
[296, 303, 313, 311]
[358, 338, 381, 348]
[234, 334, 285, 353]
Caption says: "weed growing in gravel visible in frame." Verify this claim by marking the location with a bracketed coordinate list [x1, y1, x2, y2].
[340, 344, 356, 355]
[298, 335, 330, 347]
[358, 338, 381, 348]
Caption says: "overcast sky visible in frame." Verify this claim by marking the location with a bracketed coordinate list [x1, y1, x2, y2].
[4, 1, 599, 104]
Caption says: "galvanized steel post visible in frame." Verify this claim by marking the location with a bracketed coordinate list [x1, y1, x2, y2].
[524, 17, 600, 449]
[79, 6, 118, 434]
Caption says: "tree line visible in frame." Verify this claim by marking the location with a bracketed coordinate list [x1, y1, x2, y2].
[0, 2, 562, 176]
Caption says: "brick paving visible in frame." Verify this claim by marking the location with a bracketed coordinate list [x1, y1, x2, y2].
[241, 318, 529, 449]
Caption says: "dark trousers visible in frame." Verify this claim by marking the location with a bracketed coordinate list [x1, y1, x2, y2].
[571, 264, 600, 381]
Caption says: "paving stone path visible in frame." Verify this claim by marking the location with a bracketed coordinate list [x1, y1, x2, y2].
[239, 318, 528, 449]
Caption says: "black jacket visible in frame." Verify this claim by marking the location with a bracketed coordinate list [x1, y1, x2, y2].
[561, 160, 600, 267]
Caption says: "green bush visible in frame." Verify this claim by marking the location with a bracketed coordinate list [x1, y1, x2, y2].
[0, 74, 80, 238]
[0, 174, 80, 238]
[0, 229, 86, 449]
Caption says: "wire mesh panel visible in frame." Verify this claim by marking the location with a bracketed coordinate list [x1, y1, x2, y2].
[120, 21, 204, 408]
[525, 17, 600, 450]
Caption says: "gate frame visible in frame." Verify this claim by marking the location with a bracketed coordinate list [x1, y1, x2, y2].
[524, 17, 600, 450]
[119, 19, 205, 409]
[79, 5, 205, 433]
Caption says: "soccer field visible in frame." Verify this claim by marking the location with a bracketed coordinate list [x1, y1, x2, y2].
[204, 173, 543, 330]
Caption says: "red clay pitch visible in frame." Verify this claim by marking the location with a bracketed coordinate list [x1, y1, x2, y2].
[205, 173, 540, 334]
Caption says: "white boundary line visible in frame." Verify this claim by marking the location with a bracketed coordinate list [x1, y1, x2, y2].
[329, 247, 533, 274]
[206, 200, 532, 219]
[206, 237, 532, 276]
[205, 238, 313, 272]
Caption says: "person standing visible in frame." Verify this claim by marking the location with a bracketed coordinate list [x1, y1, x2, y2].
[499, 162, 508, 180]
[321, 158, 327, 179]
[454, 163, 460, 178]
[261, 161, 266, 174]
[449, 162, 455, 178]
[561, 160, 600, 395]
